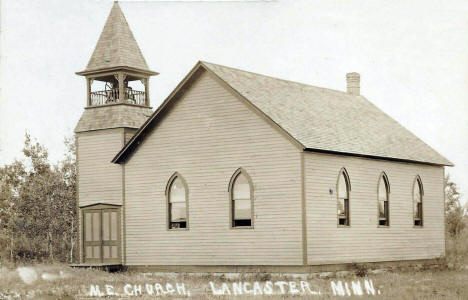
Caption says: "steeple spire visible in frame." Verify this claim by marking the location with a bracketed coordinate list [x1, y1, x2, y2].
[82, 1, 154, 73]
[76, 1, 157, 111]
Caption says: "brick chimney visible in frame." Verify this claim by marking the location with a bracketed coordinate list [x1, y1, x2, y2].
[346, 72, 360, 96]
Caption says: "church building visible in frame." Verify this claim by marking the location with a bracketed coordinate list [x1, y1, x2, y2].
[74, 2, 452, 272]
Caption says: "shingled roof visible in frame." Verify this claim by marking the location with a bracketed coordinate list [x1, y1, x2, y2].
[83, 1, 150, 73]
[75, 104, 153, 133]
[113, 61, 452, 166]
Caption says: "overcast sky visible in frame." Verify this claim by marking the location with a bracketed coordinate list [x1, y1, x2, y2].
[1, 0, 467, 202]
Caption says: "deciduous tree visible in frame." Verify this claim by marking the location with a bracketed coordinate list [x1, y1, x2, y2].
[445, 174, 465, 238]
[0, 133, 77, 263]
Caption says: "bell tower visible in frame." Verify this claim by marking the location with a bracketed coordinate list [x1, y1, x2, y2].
[74, 1, 156, 265]
[75, 0, 157, 131]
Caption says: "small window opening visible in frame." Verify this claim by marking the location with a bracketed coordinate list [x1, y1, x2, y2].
[413, 177, 423, 227]
[378, 173, 390, 226]
[230, 170, 253, 228]
[337, 169, 350, 226]
[168, 175, 188, 229]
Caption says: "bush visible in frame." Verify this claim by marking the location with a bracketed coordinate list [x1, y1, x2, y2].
[445, 228, 468, 269]
[352, 263, 369, 277]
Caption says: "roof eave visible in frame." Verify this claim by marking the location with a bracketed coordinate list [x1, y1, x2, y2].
[111, 61, 453, 168]
[304, 148, 454, 167]
[76, 66, 158, 77]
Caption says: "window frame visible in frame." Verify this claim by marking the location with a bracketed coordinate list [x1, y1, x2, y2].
[377, 172, 390, 227]
[165, 172, 189, 231]
[228, 168, 254, 229]
[412, 175, 424, 227]
[336, 168, 351, 227]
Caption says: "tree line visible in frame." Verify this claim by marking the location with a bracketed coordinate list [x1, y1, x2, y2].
[0, 134, 466, 263]
[0, 134, 76, 263]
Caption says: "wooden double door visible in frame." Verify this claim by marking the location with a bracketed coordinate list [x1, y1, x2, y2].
[82, 206, 121, 264]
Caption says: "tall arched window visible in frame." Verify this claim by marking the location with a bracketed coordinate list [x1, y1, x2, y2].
[337, 168, 350, 226]
[166, 173, 188, 229]
[229, 168, 253, 228]
[413, 176, 424, 226]
[378, 172, 390, 226]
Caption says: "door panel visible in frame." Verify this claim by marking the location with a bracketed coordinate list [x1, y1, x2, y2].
[83, 207, 120, 264]
[110, 211, 118, 241]
[92, 212, 100, 242]
[101, 209, 120, 263]
[102, 212, 110, 241]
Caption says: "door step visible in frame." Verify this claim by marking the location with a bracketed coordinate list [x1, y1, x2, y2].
[69, 263, 124, 272]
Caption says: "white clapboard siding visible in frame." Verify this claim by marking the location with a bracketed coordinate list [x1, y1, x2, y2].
[77, 129, 124, 206]
[304, 152, 444, 264]
[124, 70, 303, 266]
[124, 128, 137, 145]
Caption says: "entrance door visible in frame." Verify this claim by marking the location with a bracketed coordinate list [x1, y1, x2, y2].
[83, 206, 120, 264]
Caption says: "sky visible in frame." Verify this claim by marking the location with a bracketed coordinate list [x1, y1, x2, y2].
[1, 0, 467, 202]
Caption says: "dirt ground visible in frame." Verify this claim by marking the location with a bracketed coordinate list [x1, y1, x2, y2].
[0, 264, 467, 299]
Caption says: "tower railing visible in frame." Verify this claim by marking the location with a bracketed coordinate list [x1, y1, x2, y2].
[90, 88, 146, 106]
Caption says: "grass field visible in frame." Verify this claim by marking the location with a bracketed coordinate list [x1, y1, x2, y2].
[1, 264, 468, 299]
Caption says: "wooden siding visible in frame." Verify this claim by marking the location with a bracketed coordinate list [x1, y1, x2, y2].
[77, 128, 127, 264]
[124, 70, 303, 266]
[124, 128, 137, 144]
[304, 152, 445, 264]
[77, 129, 124, 206]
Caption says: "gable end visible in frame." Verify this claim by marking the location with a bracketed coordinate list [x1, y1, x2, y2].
[111, 62, 304, 164]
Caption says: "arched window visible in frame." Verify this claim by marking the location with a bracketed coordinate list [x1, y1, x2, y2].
[229, 168, 253, 228]
[166, 173, 188, 229]
[378, 172, 390, 226]
[337, 168, 350, 226]
[413, 176, 424, 226]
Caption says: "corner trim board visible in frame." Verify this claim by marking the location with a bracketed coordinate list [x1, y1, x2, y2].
[300, 152, 308, 265]
[75, 136, 81, 263]
[122, 129, 127, 265]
